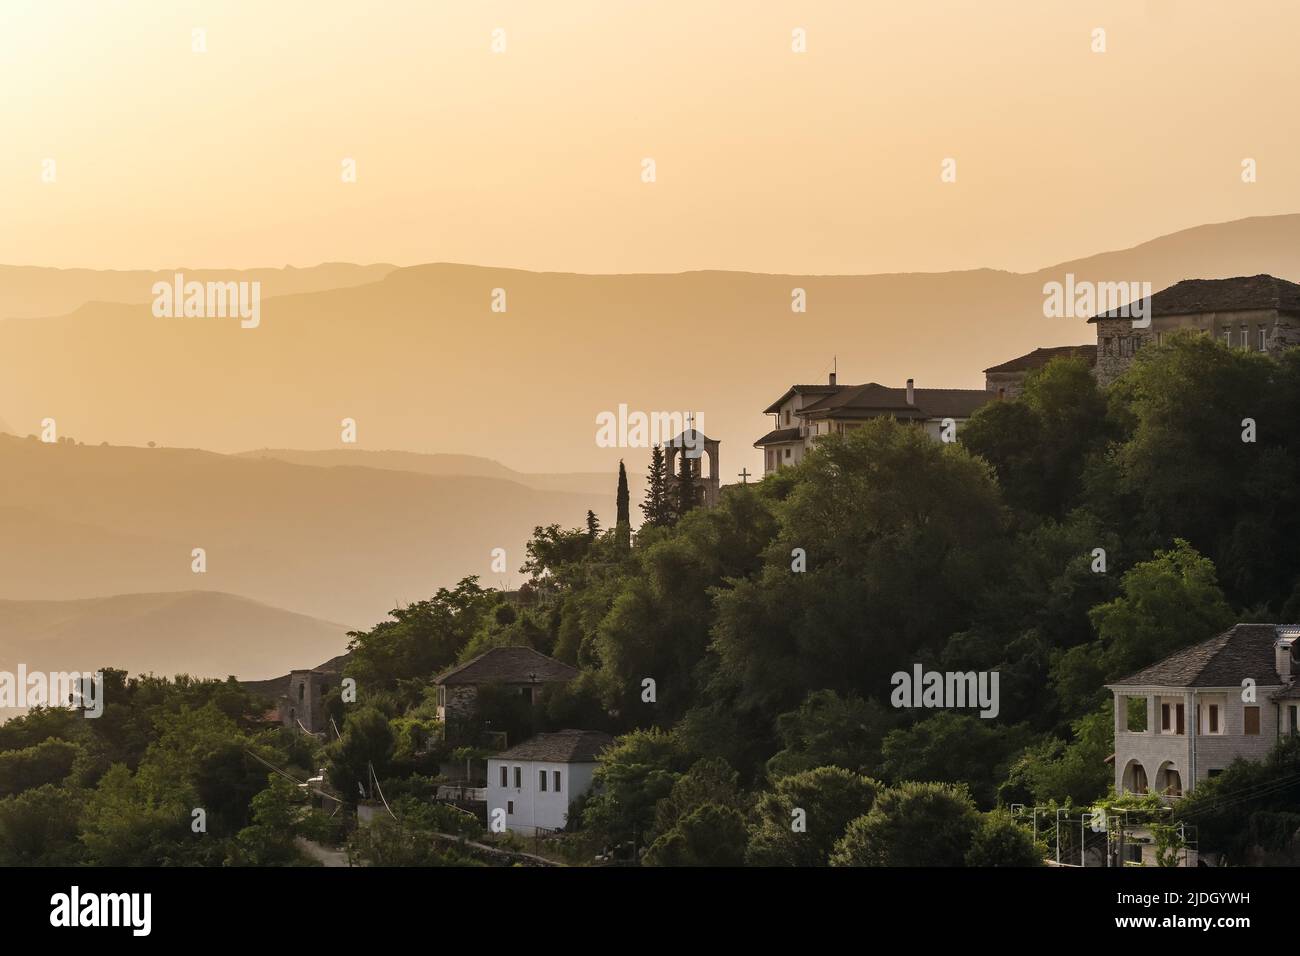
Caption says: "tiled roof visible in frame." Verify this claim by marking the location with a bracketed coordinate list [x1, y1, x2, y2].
[1109, 624, 1285, 688]
[984, 345, 1098, 374]
[434, 646, 579, 686]
[798, 383, 992, 421]
[763, 384, 842, 415]
[1089, 274, 1300, 323]
[753, 427, 802, 447]
[492, 730, 615, 763]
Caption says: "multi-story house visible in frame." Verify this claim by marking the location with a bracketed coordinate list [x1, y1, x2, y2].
[1090, 274, 1300, 385]
[486, 730, 614, 835]
[753, 372, 992, 476]
[1108, 623, 1300, 799]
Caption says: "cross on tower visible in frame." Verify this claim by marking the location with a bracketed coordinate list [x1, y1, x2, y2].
[738, 467, 751, 484]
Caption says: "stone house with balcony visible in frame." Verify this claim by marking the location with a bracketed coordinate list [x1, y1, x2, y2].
[1107, 623, 1300, 800]
[1089, 274, 1300, 386]
[432, 645, 578, 742]
[753, 372, 992, 476]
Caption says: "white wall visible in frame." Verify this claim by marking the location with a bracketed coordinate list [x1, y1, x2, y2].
[486, 758, 598, 835]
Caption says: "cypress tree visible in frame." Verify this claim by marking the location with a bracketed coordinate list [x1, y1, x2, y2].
[616, 460, 631, 548]
[641, 444, 670, 527]
[586, 509, 601, 539]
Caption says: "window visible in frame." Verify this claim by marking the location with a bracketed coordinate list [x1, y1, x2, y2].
[1163, 769, 1182, 797]
[1240, 325, 1249, 349]
[538, 769, 548, 792]
[1260, 326, 1269, 351]
[507, 801, 514, 815]
[1289, 705, 1299, 735]
[298, 683, 304, 701]
[1244, 706, 1260, 735]
[1208, 704, 1219, 734]
[1161, 702, 1184, 735]
[1222, 328, 1232, 347]
[500, 766, 508, 787]
[784, 448, 791, 459]
[1208, 769, 1223, 778]
[553, 770, 561, 792]
[783, 411, 790, 425]
[1125, 697, 1148, 732]
[513, 767, 522, 789]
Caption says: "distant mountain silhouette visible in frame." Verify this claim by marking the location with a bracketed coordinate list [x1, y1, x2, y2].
[0, 590, 348, 685]
[235, 447, 643, 499]
[0, 435, 614, 626]
[3, 215, 1298, 473]
[0, 262, 397, 321]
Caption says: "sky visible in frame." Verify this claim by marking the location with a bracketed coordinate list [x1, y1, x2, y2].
[3, 0, 1298, 276]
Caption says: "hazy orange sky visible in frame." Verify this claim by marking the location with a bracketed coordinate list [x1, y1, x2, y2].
[4, 0, 1298, 275]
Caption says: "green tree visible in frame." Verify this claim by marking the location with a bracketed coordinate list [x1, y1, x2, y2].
[878, 712, 1034, 809]
[580, 728, 691, 853]
[830, 781, 980, 867]
[585, 509, 601, 539]
[327, 706, 395, 803]
[642, 803, 748, 866]
[965, 810, 1045, 866]
[747, 767, 879, 866]
[640, 444, 673, 528]
[766, 690, 894, 779]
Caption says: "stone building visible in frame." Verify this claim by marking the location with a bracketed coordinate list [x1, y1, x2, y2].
[277, 663, 342, 736]
[1089, 274, 1300, 386]
[983, 345, 1096, 399]
[663, 428, 720, 508]
[1107, 623, 1300, 799]
[754, 372, 992, 476]
[433, 646, 578, 741]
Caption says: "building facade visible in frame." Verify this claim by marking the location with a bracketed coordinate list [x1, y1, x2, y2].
[1089, 274, 1300, 386]
[753, 372, 992, 476]
[485, 730, 613, 835]
[1107, 623, 1300, 799]
[433, 645, 578, 742]
[983, 345, 1097, 399]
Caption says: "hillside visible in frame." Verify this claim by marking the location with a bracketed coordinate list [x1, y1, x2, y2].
[0, 591, 349, 686]
[0, 435, 612, 626]
[3, 215, 1299, 475]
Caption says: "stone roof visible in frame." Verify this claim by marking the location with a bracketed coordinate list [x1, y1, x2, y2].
[493, 730, 615, 763]
[753, 426, 802, 447]
[798, 383, 992, 421]
[1089, 274, 1300, 323]
[1108, 623, 1285, 688]
[984, 345, 1098, 374]
[434, 646, 579, 686]
[763, 384, 842, 415]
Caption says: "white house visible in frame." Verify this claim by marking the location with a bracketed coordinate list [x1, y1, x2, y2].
[486, 730, 614, 836]
[754, 372, 992, 476]
[1108, 623, 1300, 800]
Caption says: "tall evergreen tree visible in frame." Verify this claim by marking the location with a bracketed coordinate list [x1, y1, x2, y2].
[615, 460, 631, 548]
[616, 461, 630, 526]
[585, 509, 601, 539]
[641, 444, 672, 527]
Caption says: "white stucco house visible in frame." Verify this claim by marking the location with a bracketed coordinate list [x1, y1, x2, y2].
[1108, 623, 1300, 800]
[753, 372, 992, 476]
[486, 729, 614, 836]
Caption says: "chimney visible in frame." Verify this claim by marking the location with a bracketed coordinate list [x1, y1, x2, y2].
[829, 371, 837, 386]
[906, 378, 914, 405]
[1278, 637, 1294, 683]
